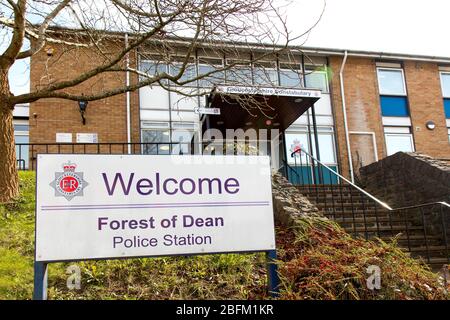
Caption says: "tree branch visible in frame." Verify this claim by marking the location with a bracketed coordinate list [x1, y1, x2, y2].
[0, 0, 26, 69]
[16, 0, 72, 60]
[13, 4, 186, 101]
[0, 17, 91, 50]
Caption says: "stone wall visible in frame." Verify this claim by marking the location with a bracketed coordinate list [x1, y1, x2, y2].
[271, 172, 320, 226]
[359, 152, 450, 207]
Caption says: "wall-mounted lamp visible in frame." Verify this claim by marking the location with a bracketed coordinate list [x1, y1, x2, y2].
[425, 120, 435, 130]
[78, 100, 88, 125]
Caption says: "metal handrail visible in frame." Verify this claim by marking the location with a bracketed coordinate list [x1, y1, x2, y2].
[290, 148, 450, 212]
[290, 148, 393, 210]
[390, 201, 450, 211]
[288, 148, 449, 266]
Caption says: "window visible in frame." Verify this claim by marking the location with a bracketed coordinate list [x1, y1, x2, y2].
[169, 57, 197, 86]
[379, 96, 409, 117]
[377, 68, 406, 95]
[141, 122, 196, 155]
[310, 132, 337, 165]
[197, 58, 224, 87]
[384, 127, 414, 156]
[225, 59, 252, 84]
[440, 72, 450, 97]
[172, 122, 196, 154]
[15, 134, 29, 170]
[304, 66, 329, 93]
[139, 56, 167, 80]
[285, 131, 310, 165]
[444, 99, 450, 118]
[439, 72, 450, 118]
[14, 124, 29, 131]
[279, 62, 302, 88]
[141, 122, 170, 155]
[141, 129, 170, 155]
[285, 126, 338, 185]
[14, 120, 29, 169]
[252, 61, 278, 86]
[285, 127, 337, 165]
[377, 68, 409, 117]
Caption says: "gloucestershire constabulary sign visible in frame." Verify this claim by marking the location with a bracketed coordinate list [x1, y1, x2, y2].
[216, 85, 321, 98]
[35, 154, 276, 263]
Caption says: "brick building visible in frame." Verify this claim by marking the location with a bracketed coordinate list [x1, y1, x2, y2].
[17, 35, 450, 181]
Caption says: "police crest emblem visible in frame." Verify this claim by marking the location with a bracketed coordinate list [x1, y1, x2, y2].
[50, 161, 88, 201]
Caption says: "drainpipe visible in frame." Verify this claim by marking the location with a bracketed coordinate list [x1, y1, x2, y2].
[125, 33, 131, 154]
[339, 50, 354, 182]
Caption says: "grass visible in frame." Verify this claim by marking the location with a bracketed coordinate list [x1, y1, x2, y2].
[0, 172, 448, 300]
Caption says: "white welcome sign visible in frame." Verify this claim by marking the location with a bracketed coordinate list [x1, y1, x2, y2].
[35, 154, 276, 262]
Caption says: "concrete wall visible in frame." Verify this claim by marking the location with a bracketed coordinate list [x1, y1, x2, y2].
[271, 172, 320, 226]
[359, 152, 450, 207]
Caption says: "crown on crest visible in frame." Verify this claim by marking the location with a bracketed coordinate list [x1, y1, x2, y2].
[62, 161, 77, 172]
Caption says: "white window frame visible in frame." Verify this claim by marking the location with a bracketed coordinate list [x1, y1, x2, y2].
[384, 126, 415, 156]
[138, 56, 169, 85]
[383, 126, 411, 134]
[141, 121, 198, 154]
[439, 71, 450, 98]
[376, 67, 407, 96]
[225, 58, 253, 84]
[197, 57, 225, 87]
[304, 68, 329, 93]
[168, 56, 197, 88]
[285, 126, 337, 166]
[252, 60, 279, 86]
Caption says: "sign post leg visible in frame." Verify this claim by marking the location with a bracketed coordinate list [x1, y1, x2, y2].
[33, 262, 48, 300]
[266, 250, 280, 298]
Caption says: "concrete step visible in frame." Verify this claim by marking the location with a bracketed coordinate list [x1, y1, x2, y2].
[304, 195, 377, 204]
[406, 245, 449, 253]
[344, 225, 425, 233]
[298, 191, 367, 199]
[297, 185, 364, 193]
[344, 231, 444, 245]
[322, 209, 392, 216]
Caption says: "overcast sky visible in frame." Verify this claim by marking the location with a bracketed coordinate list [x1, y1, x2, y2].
[8, 0, 450, 96]
[285, 0, 450, 57]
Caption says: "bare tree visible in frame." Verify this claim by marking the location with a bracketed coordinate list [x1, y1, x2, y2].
[0, 0, 323, 203]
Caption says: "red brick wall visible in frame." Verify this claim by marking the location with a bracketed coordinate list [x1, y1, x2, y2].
[29, 42, 140, 150]
[329, 56, 386, 179]
[329, 57, 450, 179]
[403, 61, 450, 158]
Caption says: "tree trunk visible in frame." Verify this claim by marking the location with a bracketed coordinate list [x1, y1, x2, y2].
[0, 72, 19, 203]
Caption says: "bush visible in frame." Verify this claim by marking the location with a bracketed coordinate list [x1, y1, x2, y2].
[277, 217, 449, 300]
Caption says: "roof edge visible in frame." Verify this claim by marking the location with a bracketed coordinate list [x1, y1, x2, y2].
[43, 25, 450, 64]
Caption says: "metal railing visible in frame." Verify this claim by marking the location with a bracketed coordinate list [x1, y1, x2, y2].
[282, 148, 450, 268]
[15, 142, 209, 171]
[15, 141, 270, 171]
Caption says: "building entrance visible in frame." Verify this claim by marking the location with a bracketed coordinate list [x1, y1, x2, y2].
[201, 85, 322, 172]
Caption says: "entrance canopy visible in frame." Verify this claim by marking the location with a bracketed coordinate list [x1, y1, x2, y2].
[202, 85, 321, 134]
